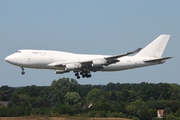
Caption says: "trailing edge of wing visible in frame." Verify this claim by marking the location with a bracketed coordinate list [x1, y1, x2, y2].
[144, 57, 173, 63]
[104, 48, 142, 60]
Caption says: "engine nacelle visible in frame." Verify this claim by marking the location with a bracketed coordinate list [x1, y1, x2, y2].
[55, 70, 69, 74]
[65, 63, 82, 71]
[92, 59, 106, 67]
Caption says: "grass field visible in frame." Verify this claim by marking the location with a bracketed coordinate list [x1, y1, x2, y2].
[0, 117, 131, 120]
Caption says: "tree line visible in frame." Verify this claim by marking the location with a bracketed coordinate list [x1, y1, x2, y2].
[0, 78, 180, 120]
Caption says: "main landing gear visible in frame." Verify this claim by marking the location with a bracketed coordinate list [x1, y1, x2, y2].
[75, 71, 92, 79]
[21, 67, 25, 75]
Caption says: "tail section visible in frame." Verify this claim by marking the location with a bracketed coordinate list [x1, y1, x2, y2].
[135, 34, 170, 58]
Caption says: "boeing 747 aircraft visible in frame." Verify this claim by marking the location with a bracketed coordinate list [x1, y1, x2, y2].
[5, 35, 172, 79]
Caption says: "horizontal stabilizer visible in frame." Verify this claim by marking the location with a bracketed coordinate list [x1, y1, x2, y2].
[144, 57, 173, 63]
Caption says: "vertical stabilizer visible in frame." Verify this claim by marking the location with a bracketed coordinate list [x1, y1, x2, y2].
[135, 35, 170, 58]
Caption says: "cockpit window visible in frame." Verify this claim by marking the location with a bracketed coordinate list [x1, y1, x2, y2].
[16, 51, 21, 53]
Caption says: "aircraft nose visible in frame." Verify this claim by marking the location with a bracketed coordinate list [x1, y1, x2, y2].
[5, 56, 10, 62]
[5, 55, 17, 64]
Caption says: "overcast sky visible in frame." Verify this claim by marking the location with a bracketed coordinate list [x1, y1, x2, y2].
[1, 0, 179, 87]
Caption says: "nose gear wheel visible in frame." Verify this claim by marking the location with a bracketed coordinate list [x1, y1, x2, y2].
[21, 67, 25, 75]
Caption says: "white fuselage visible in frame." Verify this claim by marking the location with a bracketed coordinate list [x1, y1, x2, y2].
[5, 49, 159, 72]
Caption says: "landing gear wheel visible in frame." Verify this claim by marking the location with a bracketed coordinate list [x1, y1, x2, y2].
[21, 67, 25, 75]
[75, 72, 80, 79]
[75, 73, 79, 76]
[87, 74, 92, 78]
[80, 72, 83, 75]
[80, 71, 92, 78]
[21, 71, 25, 75]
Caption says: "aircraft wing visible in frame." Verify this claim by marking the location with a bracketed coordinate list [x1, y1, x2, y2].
[64, 47, 141, 71]
[48, 48, 142, 71]
[104, 48, 142, 60]
[78, 47, 142, 65]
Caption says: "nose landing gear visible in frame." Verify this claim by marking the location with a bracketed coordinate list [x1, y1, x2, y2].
[21, 67, 25, 75]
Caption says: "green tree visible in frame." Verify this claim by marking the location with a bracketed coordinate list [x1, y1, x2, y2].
[86, 88, 102, 104]
[148, 108, 157, 118]
[167, 100, 180, 112]
[164, 107, 173, 115]
[8, 93, 29, 107]
[137, 107, 152, 120]
[125, 104, 136, 117]
[65, 92, 81, 105]
[0, 86, 14, 101]
[27, 85, 39, 97]
[0, 106, 8, 116]
[176, 107, 180, 117]
[48, 78, 78, 105]
[118, 89, 137, 103]
[169, 84, 180, 100]
[125, 99, 144, 117]
[164, 113, 177, 120]
[105, 82, 115, 91]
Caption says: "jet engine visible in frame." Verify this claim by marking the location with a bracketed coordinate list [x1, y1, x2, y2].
[65, 63, 82, 71]
[55, 70, 69, 74]
[92, 59, 107, 67]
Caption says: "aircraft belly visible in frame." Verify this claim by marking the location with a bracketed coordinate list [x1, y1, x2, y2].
[102, 59, 145, 71]
[102, 63, 133, 71]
